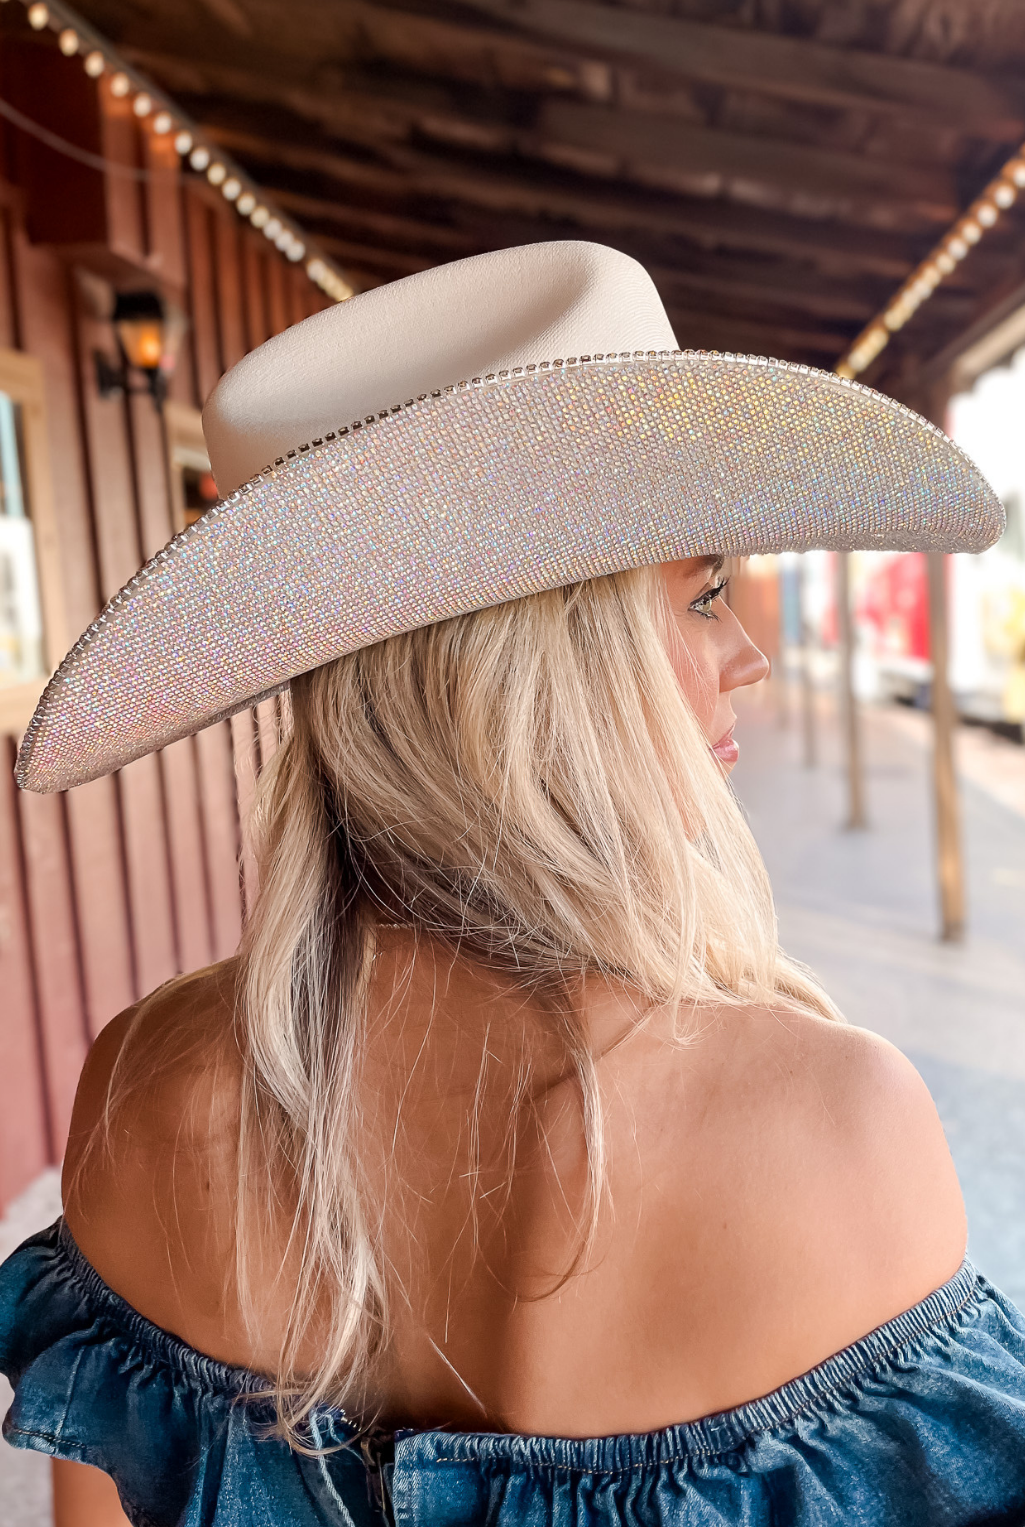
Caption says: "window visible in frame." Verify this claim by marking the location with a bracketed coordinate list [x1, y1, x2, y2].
[164, 401, 217, 533]
[0, 350, 63, 736]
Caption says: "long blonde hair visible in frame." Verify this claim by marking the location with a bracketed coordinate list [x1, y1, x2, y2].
[228, 562, 839, 1442]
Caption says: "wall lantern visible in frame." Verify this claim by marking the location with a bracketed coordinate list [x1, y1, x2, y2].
[94, 290, 185, 407]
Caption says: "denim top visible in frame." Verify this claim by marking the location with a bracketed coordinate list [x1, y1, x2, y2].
[5, 1220, 1025, 1526]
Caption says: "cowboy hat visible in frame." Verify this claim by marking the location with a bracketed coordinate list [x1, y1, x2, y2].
[16, 241, 1002, 793]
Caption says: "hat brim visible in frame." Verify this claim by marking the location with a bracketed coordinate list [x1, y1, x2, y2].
[17, 352, 1003, 793]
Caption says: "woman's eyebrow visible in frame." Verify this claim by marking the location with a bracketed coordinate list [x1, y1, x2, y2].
[698, 555, 725, 577]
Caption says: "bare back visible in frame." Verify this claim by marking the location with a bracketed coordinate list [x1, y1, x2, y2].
[63, 931, 966, 1439]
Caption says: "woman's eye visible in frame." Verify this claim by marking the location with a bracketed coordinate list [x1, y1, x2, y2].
[689, 579, 729, 618]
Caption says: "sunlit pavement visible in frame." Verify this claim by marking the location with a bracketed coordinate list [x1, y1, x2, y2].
[733, 683, 1025, 1308]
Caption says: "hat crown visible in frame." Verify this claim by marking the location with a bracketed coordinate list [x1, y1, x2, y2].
[203, 242, 678, 494]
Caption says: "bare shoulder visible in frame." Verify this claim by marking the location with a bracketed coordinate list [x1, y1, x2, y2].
[739, 1008, 967, 1323]
[62, 961, 245, 1359]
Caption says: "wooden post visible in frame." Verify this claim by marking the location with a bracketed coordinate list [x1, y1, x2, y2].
[926, 550, 965, 941]
[836, 552, 867, 828]
[797, 556, 817, 768]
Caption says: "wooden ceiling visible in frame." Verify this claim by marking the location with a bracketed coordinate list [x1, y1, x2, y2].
[65, 0, 1025, 396]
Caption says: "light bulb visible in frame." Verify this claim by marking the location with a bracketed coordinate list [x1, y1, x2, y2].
[250, 205, 270, 228]
[27, 3, 49, 30]
[59, 28, 78, 55]
[961, 219, 981, 243]
[174, 131, 193, 155]
[236, 191, 256, 215]
[1011, 161, 1025, 188]
[976, 202, 998, 227]
[947, 237, 968, 260]
[189, 146, 211, 171]
[994, 183, 1016, 208]
[110, 72, 130, 98]
[287, 241, 305, 262]
[133, 93, 152, 118]
[222, 177, 241, 200]
[84, 51, 105, 77]
[936, 251, 956, 274]
[152, 112, 173, 135]
[206, 162, 226, 185]
[274, 227, 292, 250]
[263, 217, 282, 241]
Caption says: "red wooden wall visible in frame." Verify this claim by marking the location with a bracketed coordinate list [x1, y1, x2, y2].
[0, 33, 331, 1210]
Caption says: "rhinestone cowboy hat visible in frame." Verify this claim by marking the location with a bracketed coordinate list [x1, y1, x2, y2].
[17, 240, 1003, 793]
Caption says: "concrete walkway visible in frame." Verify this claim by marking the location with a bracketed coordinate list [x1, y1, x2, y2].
[733, 684, 1025, 1306]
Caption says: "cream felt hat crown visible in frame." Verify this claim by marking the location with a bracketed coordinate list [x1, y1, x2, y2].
[17, 241, 1003, 793]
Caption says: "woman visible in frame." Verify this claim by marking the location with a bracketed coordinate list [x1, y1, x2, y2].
[3, 242, 1024, 1527]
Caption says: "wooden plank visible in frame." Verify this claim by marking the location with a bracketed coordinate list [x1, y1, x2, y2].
[183, 188, 223, 405]
[143, 117, 187, 290]
[16, 791, 90, 1154]
[538, 100, 955, 221]
[116, 755, 180, 991]
[63, 778, 136, 1036]
[0, 738, 52, 1206]
[160, 739, 214, 973]
[213, 210, 247, 369]
[457, 0, 1025, 139]
[207, 125, 924, 278]
[194, 724, 243, 961]
[10, 232, 138, 1037]
[265, 254, 291, 337]
[0, 205, 19, 351]
[97, 77, 147, 266]
[71, 283, 181, 998]
[241, 233, 271, 350]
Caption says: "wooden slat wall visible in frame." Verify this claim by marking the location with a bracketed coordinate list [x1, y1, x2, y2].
[0, 67, 331, 1211]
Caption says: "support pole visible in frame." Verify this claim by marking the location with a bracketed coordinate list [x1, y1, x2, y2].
[836, 552, 867, 829]
[926, 549, 965, 942]
[797, 556, 816, 768]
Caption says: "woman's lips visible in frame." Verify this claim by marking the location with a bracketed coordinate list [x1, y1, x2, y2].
[711, 727, 739, 766]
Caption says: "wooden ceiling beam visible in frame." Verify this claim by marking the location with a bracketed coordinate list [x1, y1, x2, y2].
[132, 46, 956, 225]
[538, 100, 955, 223]
[203, 124, 932, 281]
[269, 183, 886, 321]
[454, 0, 1025, 141]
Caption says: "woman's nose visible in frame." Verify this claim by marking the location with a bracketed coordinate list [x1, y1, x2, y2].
[720, 610, 771, 693]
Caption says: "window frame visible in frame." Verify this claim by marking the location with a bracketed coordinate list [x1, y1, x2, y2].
[0, 348, 66, 737]
[163, 400, 212, 535]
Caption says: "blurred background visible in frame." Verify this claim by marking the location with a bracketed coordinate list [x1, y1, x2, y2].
[1, 0, 1025, 1519]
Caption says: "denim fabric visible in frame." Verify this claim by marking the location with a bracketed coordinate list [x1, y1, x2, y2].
[4, 1221, 1025, 1526]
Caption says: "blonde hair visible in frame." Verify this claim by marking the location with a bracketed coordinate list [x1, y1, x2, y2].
[226, 563, 839, 1443]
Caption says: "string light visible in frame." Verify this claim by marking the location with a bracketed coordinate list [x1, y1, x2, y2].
[19, 0, 352, 307]
[838, 132, 1025, 379]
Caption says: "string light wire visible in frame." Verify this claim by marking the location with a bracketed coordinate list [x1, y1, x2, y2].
[5, 0, 353, 303]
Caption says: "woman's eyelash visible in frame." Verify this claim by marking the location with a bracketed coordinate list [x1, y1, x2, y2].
[689, 578, 729, 617]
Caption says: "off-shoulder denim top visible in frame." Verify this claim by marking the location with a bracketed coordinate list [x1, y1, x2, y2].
[4, 1219, 1025, 1525]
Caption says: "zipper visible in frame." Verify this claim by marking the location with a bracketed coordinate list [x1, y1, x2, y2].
[360, 1427, 396, 1524]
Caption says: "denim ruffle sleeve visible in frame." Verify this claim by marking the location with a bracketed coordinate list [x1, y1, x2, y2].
[0, 1221, 376, 1527]
[5, 1219, 1025, 1525]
